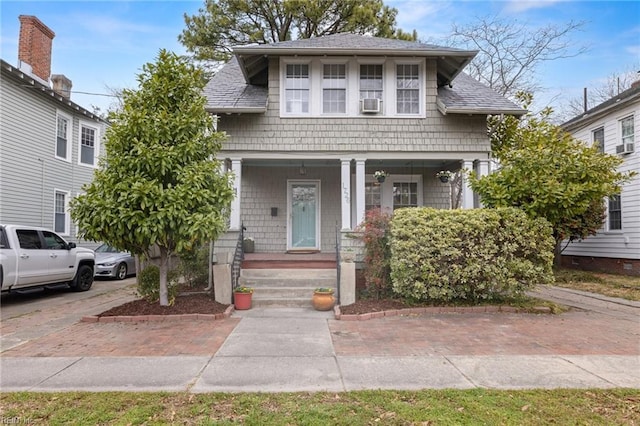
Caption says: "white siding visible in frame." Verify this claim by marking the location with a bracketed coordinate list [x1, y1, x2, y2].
[0, 72, 105, 245]
[563, 101, 640, 260]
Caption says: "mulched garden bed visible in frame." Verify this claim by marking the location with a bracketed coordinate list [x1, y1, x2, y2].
[99, 293, 229, 317]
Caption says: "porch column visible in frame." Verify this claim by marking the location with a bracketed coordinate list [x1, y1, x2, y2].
[461, 160, 475, 209]
[229, 158, 242, 230]
[355, 159, 366, 228]
[340, 159, 352, 230]
[476, 160, 491, 207]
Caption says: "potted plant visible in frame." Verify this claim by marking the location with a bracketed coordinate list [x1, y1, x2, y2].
[436, 170, 452, 183]
[234, 286, 253, 310]
[242, 236, 255, 253]
[312, 287, 335, 311]
[374, 170, 388, 183]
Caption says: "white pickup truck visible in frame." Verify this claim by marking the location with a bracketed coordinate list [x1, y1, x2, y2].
[0, 224, 95, 293]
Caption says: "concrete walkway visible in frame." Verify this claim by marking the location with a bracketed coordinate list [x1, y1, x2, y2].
[1, 286, 639, 392]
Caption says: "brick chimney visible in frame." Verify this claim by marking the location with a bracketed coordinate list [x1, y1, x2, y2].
[18, 15, 55, 82]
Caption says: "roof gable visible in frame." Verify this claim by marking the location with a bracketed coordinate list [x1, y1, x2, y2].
[234, 32, 477, 87]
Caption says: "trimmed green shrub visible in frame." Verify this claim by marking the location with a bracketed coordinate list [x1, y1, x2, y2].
[390, 207, 554, 302]
[137, 264, 178, 305]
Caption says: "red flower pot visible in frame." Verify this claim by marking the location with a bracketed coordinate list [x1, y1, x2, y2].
[234, 292, 252, 310]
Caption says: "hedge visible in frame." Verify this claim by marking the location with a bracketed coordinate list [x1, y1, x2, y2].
[390, 207, 554, 302]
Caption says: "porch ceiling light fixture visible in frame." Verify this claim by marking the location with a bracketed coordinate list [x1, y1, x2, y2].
[299, 161, 307, 175]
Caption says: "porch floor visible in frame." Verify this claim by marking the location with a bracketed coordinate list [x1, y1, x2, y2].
[242, 253, 337, 269]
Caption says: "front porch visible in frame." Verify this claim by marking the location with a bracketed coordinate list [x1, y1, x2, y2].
[218, 157, 491, 255]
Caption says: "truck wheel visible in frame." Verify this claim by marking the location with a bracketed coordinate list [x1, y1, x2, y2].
[116, 263, 128, 280]
[72, 265, 94, 291]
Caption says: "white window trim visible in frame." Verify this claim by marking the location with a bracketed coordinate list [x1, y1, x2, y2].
[366, 174, 423, 213]
[605, 194, 623, 233]
[55, 111, 72, 162]
[280, 57, 426, 118]
[393, 59, 425, 117]
[591, 125, 605, 153]
[619, 114, 635, 146]
[53, 189, 71, 236]
[281, 59, 312, 117]
[78, 120, 100, 168]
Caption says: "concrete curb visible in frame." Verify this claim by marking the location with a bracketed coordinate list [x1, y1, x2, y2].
[80, 305, 235, 323]
[334, 304, 551, 320]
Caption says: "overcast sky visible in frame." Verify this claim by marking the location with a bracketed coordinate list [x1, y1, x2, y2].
[1, 0, 638, 117]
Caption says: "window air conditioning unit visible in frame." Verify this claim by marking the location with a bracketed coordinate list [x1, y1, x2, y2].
[616, 143, 635, 155]
[361, 98, 381, 113]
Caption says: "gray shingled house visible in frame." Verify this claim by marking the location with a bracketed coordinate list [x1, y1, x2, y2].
[205, 33, 525, 305]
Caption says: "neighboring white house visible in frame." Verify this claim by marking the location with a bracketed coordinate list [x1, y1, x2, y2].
[0, 15, 107, 246]
[204, 33, 525, 256]
[561, 81, 639, 276]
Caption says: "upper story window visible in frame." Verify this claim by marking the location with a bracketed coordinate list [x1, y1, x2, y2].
[396, 64, 419, 114]
[280, 57, 425, 118]
[592, 127, 604, 153]
[360, 64, 383, 101]
[285, 64, 310, 114]
[79, 122, 98, 167]
[322, 64, 346, 114]
[621, 115, 634, 146]
[56, 113, 71, 160]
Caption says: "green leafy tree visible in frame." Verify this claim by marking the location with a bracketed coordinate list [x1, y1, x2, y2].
[471, 93, 635, 266]
[71, 50, 234, 306]
[179, 0, 416, 61]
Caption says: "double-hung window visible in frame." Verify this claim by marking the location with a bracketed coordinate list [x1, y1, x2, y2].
[54, 190, 69, 234]
[621, 115, 634, 146]
[593, 127, 604, 153]
[79, 123, 97, 166]
[322, 64, 346, 114]
[285, 64, 310, 114]
[608, 195, 622, 231]
[396, 64, 419, 114]
[360, 64, 383, 101]
[393, 182, 418, 210]
[56, 113, 70, 160]
[365, 182, 381, 211]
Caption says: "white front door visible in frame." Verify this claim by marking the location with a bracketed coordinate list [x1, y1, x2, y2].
[287, 180, 321, 251]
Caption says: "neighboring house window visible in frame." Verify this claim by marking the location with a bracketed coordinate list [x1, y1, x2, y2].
[593, 127, 605, 153]
[621, 115, 634, 146]
[322, 64, 346, 114]
[608, 195, 622, 231]
[365, 182, 381, 211]
[285, 64, 310, 114]
[56, 113, 70, 160]
[54, 190, 69, 234]
[393, 182, 418, 209]
[79, 123, 97, 166]
[396, 64, 419, 114]
[360, 64, 383, 101]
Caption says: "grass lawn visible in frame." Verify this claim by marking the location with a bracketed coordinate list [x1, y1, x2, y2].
[1, 389, 639, 425]
[554, 268, 640, 301]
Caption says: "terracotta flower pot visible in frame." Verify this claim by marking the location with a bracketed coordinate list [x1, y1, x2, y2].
[312, 291, 335, 311]
[234, 292, 252, 310]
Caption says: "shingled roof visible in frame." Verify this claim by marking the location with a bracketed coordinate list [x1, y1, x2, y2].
[234, 33, 477, 88]
[562, 81, 640, 130]
[204, 33, 525, 116]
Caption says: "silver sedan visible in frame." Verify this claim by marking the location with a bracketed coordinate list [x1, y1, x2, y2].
[94, 244, 136, 280]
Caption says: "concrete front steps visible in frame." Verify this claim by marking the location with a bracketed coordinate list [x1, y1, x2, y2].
[239, 269, 337, 308]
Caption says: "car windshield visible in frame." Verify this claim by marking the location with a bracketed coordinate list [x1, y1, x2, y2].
[95, 244, 120, 254]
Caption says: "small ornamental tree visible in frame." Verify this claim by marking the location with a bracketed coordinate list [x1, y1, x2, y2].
[71, 50, 234, 306]
[472, 93, 636, 266]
